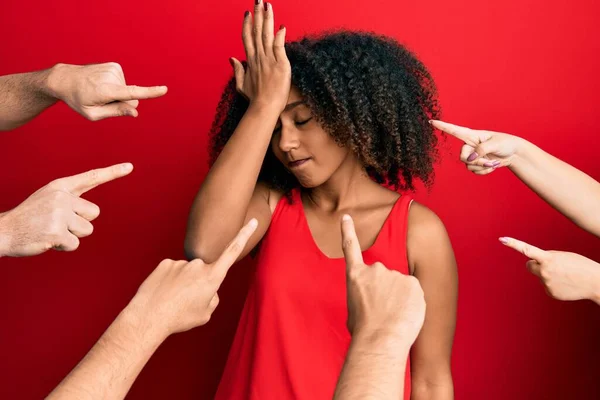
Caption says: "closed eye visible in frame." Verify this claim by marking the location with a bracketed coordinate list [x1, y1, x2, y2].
[272, 117, 312, 134]
[296, 117, 313, 126]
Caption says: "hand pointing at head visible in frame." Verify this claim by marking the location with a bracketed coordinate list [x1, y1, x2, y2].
[48, 62, 168, 121]
[430, 119, 525, 176]
[0, 163, 133, 257]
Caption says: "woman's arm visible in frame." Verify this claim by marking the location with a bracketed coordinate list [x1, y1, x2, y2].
[431, 120, 600, 238]
[407, 203, 458, 400]
[184, 2, 291, 263]
[509, 139, 600, 238]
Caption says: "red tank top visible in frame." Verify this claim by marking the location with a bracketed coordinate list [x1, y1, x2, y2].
[215, 189, 413, 400]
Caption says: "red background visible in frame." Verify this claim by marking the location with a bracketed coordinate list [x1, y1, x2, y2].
[1, 0, 600, 398]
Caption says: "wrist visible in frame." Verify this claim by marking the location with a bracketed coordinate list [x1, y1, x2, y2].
[44, 63, 76, 101]
[590, 269, 600, 306]
[351, 328, 412, 353]
[123, 295, 170, 345]
[0, 212, 12, 258]
[508, 136, 535, 171]
[247, 101, 285, 117]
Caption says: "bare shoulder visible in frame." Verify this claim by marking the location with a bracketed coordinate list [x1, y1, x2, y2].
[407, 201, 448, 239]
[406, 201, 454, 275]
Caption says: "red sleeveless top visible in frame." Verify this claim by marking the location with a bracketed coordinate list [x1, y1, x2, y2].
[215, 189, 413, 400]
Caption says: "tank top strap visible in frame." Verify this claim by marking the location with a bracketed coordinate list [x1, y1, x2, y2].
[369, 194, 413, 273]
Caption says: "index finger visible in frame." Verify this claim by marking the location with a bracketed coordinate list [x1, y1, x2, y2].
[61, 163, 134, 196]
[430, 120, 479, 145]
[499, 237, 547, 262]
[341, 215, 364, 267]
[108, 84, 168, 101]
[212, 218, 259, 282]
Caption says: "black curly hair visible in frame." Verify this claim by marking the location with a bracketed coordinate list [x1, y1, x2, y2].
[210, 30, 441, 193]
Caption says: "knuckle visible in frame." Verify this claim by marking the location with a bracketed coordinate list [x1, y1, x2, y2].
[227, 240, 243, 255]
[85, 110, 101, 121]
[90, 205, 101, 219]
[86, 169, 100, 185]
[342, 238, 354, 251]
[108, 62, 122, 72]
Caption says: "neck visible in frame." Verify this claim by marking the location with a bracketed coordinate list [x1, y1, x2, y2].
[307, 156, 379, 212]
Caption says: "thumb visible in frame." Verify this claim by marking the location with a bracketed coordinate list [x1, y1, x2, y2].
[91, 102, 138, 121]
[464, 132, 495, 162]
[230, 57, 246, 97]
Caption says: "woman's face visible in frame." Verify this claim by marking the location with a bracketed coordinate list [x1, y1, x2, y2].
[271, 87, 352, 188]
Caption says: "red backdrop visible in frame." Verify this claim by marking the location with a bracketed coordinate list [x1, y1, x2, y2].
[1, 0, 600, 398]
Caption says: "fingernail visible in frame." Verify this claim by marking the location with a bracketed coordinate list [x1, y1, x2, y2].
[342, 214, 351, 221]
[483, 162, 495, 167]
[467, 152, 479, 162]
[122, 163, 134, 172]
[244, 10, 250, 17]
[428, 119, 433, 125]
[229, 57, 234, 67]
[280, 24, 285, 30]
[264, 2, 269, 11]
[255, 0, 261, 5]
[499, 237, 509, 244]
[248, 218, 258, 228]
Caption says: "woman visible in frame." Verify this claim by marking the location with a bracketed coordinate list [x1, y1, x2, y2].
[185, 2, 458, 399]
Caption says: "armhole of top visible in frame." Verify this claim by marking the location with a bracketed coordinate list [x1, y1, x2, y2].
[267, 188, 286, 221]
[404, 197, 415, 275]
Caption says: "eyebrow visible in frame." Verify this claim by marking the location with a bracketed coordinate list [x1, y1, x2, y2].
[283, 100, 307, 112]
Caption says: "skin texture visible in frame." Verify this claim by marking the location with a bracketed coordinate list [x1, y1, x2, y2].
[0, 62, 167, 131]
[0, 163, 133, 257]
[433, 119, 600, 305]
[186, 2, 457, 398]
[48, 216, 427, 400]
[47, 220, 259, 400]
[334, 215, 426, 400]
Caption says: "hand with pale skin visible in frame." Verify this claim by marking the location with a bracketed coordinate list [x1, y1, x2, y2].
[0, 62, 167, 130]
[500, 237, 600, 305]
[334, 214, 426, 400]
[0, 163, 133, 257]
[341, 214, 426, 341]
[49, 62, 168, 121]
[229, 0, 291, 113]
[47, 219, 259, 400]
[429, 119, 524, 175]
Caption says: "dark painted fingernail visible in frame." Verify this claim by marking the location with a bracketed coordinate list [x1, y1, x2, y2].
[280, 24, 285, 30]
[255, 0, 260, 5]
[229, 58, 234, 67]
[264, 2, 269, 11]
[244, 10, 250, 17]
[467, 152, 479, 162]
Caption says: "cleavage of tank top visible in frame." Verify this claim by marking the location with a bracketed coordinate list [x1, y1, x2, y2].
[252, 189, 411, 339]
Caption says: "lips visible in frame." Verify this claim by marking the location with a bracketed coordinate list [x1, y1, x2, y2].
[288, 158, 311, 168]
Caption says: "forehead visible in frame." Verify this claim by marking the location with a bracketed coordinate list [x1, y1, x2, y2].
[287, 86, 304, 104]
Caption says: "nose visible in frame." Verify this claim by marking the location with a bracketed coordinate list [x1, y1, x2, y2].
[277, 126, 300, 153]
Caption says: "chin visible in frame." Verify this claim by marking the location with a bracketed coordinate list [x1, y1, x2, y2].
[295, 174, 328, 189]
